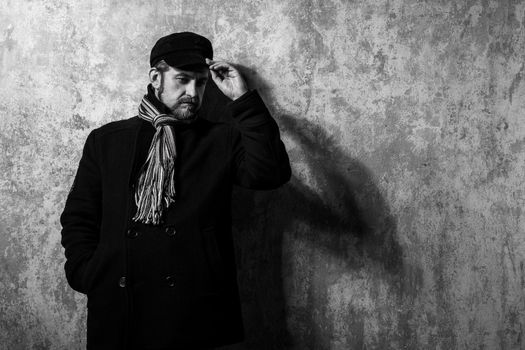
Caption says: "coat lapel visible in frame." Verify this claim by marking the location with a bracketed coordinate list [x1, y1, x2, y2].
[128, 117, 155, 189]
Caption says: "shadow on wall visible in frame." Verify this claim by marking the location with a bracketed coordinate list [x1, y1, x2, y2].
[203, 67, 404, 350]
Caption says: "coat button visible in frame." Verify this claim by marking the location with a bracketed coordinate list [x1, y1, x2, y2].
[165, 275, 175, 287]
[118, 276, 127, 288]
[165, 226, 176, 237]
[126, 228, 138, 238]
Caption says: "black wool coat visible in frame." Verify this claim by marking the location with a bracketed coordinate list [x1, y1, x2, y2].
[60, 89, 291, 349]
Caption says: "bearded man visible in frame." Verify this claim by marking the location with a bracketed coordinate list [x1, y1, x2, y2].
[60, 32, 291, 349]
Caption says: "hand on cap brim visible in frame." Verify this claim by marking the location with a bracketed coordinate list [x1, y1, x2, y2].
[206, 58, 248, 101]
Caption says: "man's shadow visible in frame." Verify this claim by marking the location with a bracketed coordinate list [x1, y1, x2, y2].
[201, 68, 406, 349]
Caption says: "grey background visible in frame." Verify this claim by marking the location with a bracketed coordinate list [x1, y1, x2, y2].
[1, 0, 525, 349]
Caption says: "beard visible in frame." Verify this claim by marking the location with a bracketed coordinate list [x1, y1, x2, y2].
[169, 97, 200, 121]
[158, 91, 200, 122]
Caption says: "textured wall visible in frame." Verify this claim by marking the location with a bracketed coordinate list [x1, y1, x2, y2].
[1, 0, 525, 349]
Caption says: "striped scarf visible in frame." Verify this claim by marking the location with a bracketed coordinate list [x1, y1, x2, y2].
[133, 93, 181, 225]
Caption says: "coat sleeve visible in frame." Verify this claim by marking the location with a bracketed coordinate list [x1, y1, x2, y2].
[60, 130, 102, 294]
[229, 90, 291, 189]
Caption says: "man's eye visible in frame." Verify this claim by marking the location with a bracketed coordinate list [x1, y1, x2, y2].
[176, 77, 189, 83]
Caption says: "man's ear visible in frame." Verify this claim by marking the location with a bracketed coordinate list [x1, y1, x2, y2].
[149, 67, 162, 89]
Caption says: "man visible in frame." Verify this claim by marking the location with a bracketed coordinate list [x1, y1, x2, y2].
[60, 32, 291, 349]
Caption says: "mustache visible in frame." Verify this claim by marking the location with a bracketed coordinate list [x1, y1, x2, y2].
[176, 96, 199, 105]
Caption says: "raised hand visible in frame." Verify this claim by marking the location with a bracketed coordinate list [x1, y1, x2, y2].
[206, 58, 248, 101]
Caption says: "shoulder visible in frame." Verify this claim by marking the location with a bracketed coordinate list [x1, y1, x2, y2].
[88, 115, 234, 142]
[90, 116, 141, 140]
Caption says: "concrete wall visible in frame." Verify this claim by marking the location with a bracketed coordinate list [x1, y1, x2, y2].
[1, 0, 524, 349]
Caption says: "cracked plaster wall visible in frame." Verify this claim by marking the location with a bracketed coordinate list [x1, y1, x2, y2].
[1, 0, 525, 349]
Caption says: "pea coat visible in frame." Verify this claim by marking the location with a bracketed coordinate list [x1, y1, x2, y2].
[60, 88, 291, 349]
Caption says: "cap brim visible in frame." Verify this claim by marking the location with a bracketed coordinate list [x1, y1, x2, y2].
[157, 53, 208, 69]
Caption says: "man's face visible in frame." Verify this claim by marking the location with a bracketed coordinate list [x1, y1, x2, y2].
[152, 65, 209, 120]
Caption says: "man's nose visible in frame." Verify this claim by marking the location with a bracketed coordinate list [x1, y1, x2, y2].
[185, 81, 197, 97]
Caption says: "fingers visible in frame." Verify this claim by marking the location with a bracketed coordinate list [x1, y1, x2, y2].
[208, 64, 224, 83]
[209, 68, 220, 82]
[206, 58, 235, 73]
[209, 63, 233, 73]
[206, 58, 225, 68]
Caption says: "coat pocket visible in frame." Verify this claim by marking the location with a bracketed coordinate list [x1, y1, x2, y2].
[82, 245, 107, 294]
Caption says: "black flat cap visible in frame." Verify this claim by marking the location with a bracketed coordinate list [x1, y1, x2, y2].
[150, 32, 213, 68]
